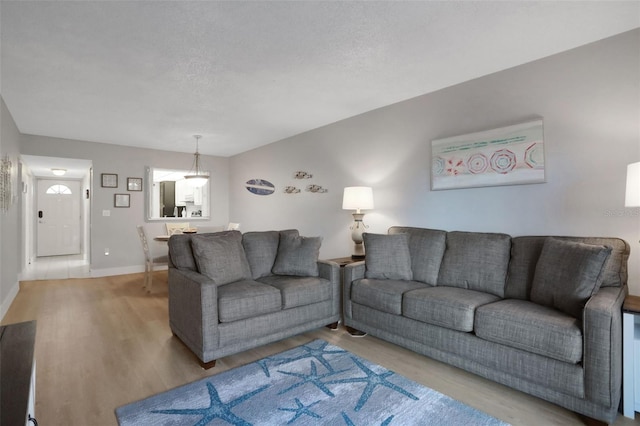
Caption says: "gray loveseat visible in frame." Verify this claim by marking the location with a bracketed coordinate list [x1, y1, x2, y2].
[343, 226, 630, 424]
[168, 230, 340, 368]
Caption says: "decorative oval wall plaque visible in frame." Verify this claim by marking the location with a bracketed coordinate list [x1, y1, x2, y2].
[245, 179, 275, 195]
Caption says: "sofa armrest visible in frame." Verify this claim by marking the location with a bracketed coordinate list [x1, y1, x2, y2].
[583, 285, 628, 407]
[168, 268, 220, 361]
[318, 260, 341, 318]
[343, 261, 365, 320]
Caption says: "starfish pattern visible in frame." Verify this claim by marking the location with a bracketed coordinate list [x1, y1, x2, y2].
[341, 412, 395, 426]
[275, 341, 346, 372]
[326, 357, 418, 412]
[277, 360, 347, 397]
[150, 381, 269, 426]
[278, 397, 322, 424]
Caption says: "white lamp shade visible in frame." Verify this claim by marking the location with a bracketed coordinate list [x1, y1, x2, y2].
[626, 162, 640, 207]
[342, 186, 374, 210]
[184, 175, 209, 188]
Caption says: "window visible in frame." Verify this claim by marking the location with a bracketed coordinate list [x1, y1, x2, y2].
[46, 184, 72, 195]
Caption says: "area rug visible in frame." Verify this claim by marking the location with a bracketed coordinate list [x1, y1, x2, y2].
[115, 339, 509, 425]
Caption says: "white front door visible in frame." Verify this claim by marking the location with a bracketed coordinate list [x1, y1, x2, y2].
[37, 179, 81, 256]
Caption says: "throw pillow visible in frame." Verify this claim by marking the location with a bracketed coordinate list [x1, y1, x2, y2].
[364, 232, 413, 281]
[190, 231, 252, 285]
[272, 233, 321, 277]
[530, 237, 612, 319]
[242, 231, 281, 279]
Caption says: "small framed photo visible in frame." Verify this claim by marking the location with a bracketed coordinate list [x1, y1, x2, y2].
[101, 173, 118, 188]
[114, 193, 130, 208]
[127, 177, 143, 191]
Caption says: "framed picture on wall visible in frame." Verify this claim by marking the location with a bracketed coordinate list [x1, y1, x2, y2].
[127, 177, 142, 191]
[101, 173, 118, 188]
[431, 119, 545, 191]
[114, 193, 130, 208]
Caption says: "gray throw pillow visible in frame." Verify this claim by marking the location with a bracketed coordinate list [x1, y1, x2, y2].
[272, 233, 321, 277]
[530, 237, 612, 319]
[190, 231, 252, 285]
[242, 231, 281, 279]
[364, 233, 413, 281]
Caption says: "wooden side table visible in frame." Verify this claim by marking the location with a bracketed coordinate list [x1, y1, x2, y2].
[329, 257, 366, 335]
[623, 294, 640, 418]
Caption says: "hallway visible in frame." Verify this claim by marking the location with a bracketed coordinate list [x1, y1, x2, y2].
[21, 254, 90, 280]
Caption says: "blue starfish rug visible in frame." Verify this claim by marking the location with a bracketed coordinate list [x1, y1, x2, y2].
[115, 339, 509, 425]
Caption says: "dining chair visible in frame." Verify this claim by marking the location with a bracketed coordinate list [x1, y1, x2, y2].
[136, 225, 168, 292]
[166, 222, 190, 235]
[196, 225, 225, 233]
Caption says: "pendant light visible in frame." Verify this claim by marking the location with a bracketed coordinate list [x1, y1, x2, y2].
[184, 135, 209, 188]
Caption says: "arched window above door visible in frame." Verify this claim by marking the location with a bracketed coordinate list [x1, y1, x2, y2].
[45, 184, 72, 195]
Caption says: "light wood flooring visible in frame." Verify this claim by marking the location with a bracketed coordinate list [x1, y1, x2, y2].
[4, 273, 639, 426]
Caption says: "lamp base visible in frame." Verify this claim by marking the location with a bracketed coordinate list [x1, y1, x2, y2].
[351, 241, 365, 260]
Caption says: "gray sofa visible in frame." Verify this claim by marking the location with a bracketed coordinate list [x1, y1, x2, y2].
[343, 226, 630, 424]
[167, 230, 340, 368]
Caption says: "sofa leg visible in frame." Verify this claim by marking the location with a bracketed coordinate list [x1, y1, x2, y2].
[346, 326, 367, 337]
[576, 414, 608, 426]
[325, 322, 339, 330]
[200, 359, 217, 370]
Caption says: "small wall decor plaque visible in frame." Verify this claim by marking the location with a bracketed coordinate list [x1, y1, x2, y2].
[127, 177, 143, 191]
[0, 155, 12, 212]
[101, 173, 118, 188]
[114, 193, 130, 208]
[284, 186, 301, 194]
[245, 179, 275, 195]
[306, 184, 328, 193]
[294, 171, 313, 179]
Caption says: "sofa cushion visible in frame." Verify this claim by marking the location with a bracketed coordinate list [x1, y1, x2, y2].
[475, 299, 583, 364]
[190, 231, 252, 285]
[242, 231, 281, 279]
[217, 279, 282, 323]
[437, 231, 511, 298]
[258, 275, 332, 309]
[506, 236, 630, 300]
[363, 233, 413, 280]
[168, 230, 236, 271]
[272, 232, 321, 277]
[351, 278, 428, 315]
[530, 238, 611, 319]
[403, 286, 500, 332]
[389, 227, 446, 285]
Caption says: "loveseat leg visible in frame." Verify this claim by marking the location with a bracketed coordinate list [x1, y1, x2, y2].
[346, 326, 367, 337]
[325, 322, 339, 330]
[576, 414, 608, 426]
[200, 359, 217, 370]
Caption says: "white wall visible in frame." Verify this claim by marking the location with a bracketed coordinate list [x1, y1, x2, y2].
[20, 135, 230, 276]
[230, 29, 640, 295]
[0, 97, 22, 318]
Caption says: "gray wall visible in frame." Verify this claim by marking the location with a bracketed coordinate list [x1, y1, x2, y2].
[20, 135, 230, 275]
[0, 97, 22, 318]
[230, 29, 640, 295]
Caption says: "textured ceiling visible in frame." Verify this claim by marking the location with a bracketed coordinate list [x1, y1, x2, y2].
[2, 1, 639, 158]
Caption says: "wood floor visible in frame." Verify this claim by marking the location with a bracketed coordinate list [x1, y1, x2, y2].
[4, 273, 639, 426]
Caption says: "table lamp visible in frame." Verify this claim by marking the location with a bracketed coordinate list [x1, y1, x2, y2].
[342, 186, 374, 259]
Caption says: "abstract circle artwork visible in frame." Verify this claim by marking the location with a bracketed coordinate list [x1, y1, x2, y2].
[490, 149, 517, 174]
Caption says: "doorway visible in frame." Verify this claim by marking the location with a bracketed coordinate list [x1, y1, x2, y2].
[36, 179, 81, 256]
[20, 155, 92, 279]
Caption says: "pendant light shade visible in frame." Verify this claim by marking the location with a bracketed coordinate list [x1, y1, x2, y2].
[184, 135, 209, 188]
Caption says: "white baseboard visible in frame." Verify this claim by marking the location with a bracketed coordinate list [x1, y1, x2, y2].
[1, 281, 20, 322]
[90, 264, 168, 278]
